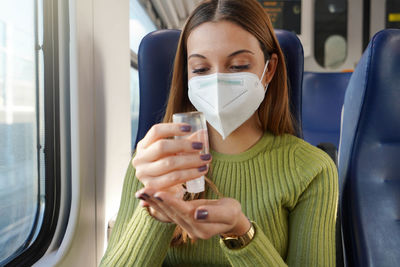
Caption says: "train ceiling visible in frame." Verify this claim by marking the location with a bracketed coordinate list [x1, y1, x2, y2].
[139, 0, 203, 29]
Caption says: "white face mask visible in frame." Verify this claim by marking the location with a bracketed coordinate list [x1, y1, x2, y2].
[188, 61, 269, 140]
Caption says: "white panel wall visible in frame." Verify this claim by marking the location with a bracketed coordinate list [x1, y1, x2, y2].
[370, 0, 386, 38]
[92, 0, 131, 262]
[34, 0, 131, 266]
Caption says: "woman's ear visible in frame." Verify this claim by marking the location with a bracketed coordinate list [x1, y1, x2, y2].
[263, 53, 278, 86]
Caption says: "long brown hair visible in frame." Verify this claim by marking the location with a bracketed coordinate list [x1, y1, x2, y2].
[164, 0, 295, 246]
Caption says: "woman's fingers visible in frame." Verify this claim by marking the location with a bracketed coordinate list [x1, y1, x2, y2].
[140, 165, 209, 190]
[135, 138, 205, 164]
[149, 193, 229, 239]
[132, 123, 211, 191]
[136, 192, 173, 223]
[151, 192, 197, 233]
[193, 198, 251, 236]
[193, 198, 241, 224]
[152, 193, 247, 238]
[136, 153, 211, 179]
[137, 190, 247, 240]
[136, 123, 193, 150]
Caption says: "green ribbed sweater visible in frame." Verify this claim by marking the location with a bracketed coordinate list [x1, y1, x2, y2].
[100, 132, 338, 266]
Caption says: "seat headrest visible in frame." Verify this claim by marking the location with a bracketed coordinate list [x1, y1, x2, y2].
[339, 29, 400, 185]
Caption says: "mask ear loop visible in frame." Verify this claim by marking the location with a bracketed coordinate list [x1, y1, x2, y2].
[259, 60, 270, 90]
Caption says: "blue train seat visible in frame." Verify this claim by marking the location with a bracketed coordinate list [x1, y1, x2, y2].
[302, 72, 352, 148]
[136, 29, 181, 147]
[302, 71, 352, 267]
[135, 29, 304, 147]
[339, 29, 400, 267]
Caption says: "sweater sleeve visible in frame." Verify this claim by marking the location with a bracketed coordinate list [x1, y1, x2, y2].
[99, 158, 176, 267]
[219, 143, 338, 267]
[219, 221, 288, 266]
[286, 145, 338, 266]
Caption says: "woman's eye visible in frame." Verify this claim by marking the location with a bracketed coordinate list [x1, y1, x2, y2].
[192, 67, 209, 74]
[230, 64, 250, 71]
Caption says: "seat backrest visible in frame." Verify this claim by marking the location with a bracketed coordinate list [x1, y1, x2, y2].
[274, 29, 304, 137]
[338, 29, 400, 267]
[136, 29, 181, 146]
[136, 29, 304, 147]
[302, 72, 352, 147]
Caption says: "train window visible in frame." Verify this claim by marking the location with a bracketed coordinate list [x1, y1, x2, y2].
[0, 0, 41, 263]
[0, 0, 60, 265]
[130, 67, 140, 150]
[386, 0, 400, 29]
[130, 0, 157, 150]
[130, 0, 157, 54]
[258, 0, 302, 34]
[314, 0, 348, 69]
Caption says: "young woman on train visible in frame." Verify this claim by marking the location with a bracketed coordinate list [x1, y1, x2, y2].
[100, 0, 338, 266]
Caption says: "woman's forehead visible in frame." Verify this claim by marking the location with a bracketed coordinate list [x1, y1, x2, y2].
[186, 21, 261, 57]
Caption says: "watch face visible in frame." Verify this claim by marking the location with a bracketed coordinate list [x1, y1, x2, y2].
[224, 238, 243, 250]
[222, 223, 254, 249]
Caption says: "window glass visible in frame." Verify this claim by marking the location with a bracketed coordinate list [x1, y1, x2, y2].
[324, 35, 347, 69]
[130, 0, 157, 150]
[386, 0, 400, 29]
[314, 0, 348, 69]
[130, 67, 139, 150]
[0, 21, 5, 47]
[130, 0, 157, 53]
[0, 0, 42, 263]
[258, 0, 302, 34]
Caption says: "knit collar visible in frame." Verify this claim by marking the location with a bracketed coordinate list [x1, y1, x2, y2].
[210, 131, 275, 162]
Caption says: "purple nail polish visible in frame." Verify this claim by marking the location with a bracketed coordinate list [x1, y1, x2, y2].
[200, 154, 211, 161]
[192, 142, 203, 150]
[198, 165, 207, 172]
[180, 125, 191, 132]
[154, 196, 163, 202]
[138, 193, 150, 200]
[196, 209, 208, 220]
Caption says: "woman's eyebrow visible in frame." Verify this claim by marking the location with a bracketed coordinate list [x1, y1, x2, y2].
[228, 49, 254, 57]
[188, 53, 207, 60]
[188, 49, 254, 60]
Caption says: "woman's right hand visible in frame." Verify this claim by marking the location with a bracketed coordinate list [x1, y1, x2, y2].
[132, 123, 212, 221]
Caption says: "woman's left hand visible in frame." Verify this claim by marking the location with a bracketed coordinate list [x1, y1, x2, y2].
[135, 188, 251, 240]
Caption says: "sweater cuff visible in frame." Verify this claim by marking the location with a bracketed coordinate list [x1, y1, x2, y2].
[219, 221, 288, 267]
[130, 207, 176, 260]
[101, 207, 176, 266]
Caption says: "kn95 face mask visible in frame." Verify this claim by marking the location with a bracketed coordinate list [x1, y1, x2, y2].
[188, 61, 269, 139]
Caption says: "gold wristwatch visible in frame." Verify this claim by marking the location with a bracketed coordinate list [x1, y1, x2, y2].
[220, 222, 255, 249]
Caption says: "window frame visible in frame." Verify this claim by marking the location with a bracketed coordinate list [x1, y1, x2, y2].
[131, 50, 138, 69]
[130, 50, 139, 152]
[3, 0, 61, 265]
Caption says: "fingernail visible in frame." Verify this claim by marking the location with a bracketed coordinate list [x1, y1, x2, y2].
[192, 142, 203, 150]
[154, 196, 163, 202]
[196, 209, 208, 220]
[200, 154, 211, 161]
[198, 165, 207, 172]
[138, 193, 150, 200]
[180, 125, 191, 132]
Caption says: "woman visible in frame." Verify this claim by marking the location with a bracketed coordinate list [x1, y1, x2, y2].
[100, 0, 338, 266]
